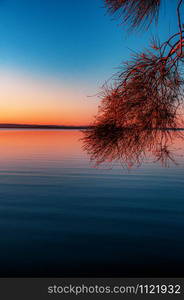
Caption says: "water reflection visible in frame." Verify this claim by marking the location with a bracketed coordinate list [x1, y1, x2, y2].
[83, 124, 184, 168]
[0, 129, 184, 277]
[0, 130, 84, 171]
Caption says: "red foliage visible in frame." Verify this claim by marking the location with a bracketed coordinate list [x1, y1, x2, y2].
[105, 0, 161, 28]
[82, 1, 184, 168]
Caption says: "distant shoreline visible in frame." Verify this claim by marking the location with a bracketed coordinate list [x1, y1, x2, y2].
[0, 124, 183, 130]
[0, 124, 90, 129]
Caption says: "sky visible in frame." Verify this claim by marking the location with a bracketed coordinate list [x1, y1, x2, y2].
[0, 0, 181, 125]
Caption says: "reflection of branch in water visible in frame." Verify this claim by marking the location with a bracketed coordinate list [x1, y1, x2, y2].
[82, 124, 183, 168]
[153, 144, 178, 167]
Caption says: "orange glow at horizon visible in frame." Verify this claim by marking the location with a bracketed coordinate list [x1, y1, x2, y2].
[0, 130, 83, 159]
[0, 130, 86, 171]
[0, 130, 183, 169]
[0, 69, 98, 126]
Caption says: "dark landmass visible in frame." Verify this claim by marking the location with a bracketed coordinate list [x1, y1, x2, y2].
[0, 124, 183, 130]
[0, 124, 90, 129]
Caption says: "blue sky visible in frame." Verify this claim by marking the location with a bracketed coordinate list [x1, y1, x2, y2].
[0, 0, 182, 125]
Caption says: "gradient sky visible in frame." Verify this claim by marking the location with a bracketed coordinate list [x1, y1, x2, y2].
[0, 0, 181, 125]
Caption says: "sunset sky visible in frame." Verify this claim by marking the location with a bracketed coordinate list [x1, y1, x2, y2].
[0, 0, 180, 125]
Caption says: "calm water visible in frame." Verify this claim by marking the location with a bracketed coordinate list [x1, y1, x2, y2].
[0, 129, 184, 277]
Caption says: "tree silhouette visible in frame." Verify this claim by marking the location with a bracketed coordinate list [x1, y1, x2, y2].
[83, 0, 184, 168]
[105, 0, 161, 29]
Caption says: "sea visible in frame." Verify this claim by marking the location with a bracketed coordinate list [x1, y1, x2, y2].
[0, 129, 183, 277]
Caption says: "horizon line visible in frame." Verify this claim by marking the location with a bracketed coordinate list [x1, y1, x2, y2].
[0, 123, 90, 129]
[0, 123, 184, 130]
